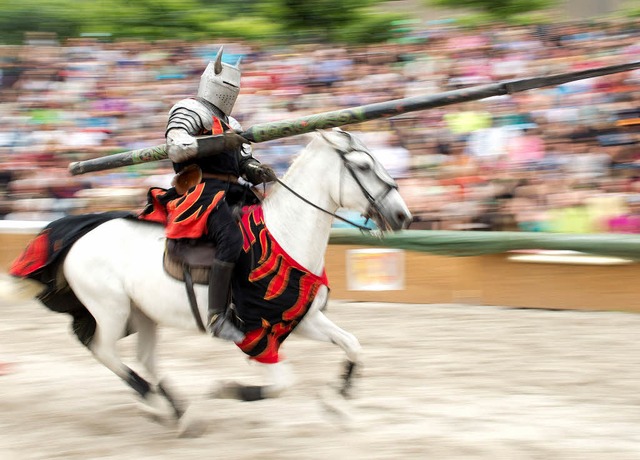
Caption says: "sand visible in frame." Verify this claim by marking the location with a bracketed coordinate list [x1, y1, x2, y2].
[2, 298, 640, 459]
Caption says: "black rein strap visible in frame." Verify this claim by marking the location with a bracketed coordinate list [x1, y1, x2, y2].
[274, 177, 374, 232]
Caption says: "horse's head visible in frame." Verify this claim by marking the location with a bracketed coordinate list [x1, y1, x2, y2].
[316, 129, 412, 232]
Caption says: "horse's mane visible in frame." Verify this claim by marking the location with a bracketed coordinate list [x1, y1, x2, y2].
[279, 132, 330, 183]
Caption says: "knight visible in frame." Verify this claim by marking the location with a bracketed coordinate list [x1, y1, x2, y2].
[160, 46, 277, 343]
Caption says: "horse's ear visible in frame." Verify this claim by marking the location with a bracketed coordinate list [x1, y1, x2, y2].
[315, 129, 331, 142]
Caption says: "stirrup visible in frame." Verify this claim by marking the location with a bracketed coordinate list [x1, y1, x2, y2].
[208, 312, 245, 343]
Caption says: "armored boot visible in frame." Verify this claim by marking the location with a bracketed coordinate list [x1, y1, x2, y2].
[207, 260, 245, 343]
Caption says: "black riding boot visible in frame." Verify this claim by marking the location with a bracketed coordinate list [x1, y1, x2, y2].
[207, 260, 245, 343]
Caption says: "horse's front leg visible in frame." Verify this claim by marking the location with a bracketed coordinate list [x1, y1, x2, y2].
[211, 288, 341, 402]
[293, 287, 361, 398]
[211, 360, 294, 401]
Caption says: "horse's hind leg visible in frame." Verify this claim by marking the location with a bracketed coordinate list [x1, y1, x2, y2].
[85, 300, 155, 399]
[65, 271, 175, 422]
[130, 307, 187, 420]
[89, 304, 187, 426]
[126, 306, 205, 437]
[130, 307, 159, 379]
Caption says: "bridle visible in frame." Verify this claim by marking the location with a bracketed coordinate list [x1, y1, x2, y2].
[274, 131, 398, 232]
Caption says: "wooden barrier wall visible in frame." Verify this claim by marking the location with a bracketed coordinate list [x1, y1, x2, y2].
[2, 227, 640, 313]
[325, 245, 640, 313]
[0, 233, 40, 274]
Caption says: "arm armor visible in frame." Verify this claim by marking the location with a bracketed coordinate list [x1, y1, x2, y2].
[165, 98, 230, 163]
[167, 131, 249, 163]
[166, 129, 200, 163]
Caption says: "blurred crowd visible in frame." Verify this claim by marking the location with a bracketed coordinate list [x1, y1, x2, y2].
[2, 19, 640, 233]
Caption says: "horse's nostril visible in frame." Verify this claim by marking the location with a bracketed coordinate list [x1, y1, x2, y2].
[397, 212, 411, 228]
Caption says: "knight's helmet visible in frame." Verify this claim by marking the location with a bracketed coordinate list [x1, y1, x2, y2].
[197, 46, 241, 116]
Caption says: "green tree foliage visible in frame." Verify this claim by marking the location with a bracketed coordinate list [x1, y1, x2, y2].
[424, 0, 555, 21]
[620, 0, 640, 18]
[0, 0, 401, 44]
[0, 1, 83, 43]
[256, 0, 405, 43]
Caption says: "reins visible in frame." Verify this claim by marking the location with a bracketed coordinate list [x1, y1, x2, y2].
[274, 177, 374, 232]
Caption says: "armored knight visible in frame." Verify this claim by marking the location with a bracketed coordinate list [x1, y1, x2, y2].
[163, 47, 276, 343]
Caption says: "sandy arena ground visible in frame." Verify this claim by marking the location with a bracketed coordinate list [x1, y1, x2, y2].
[1, 298, 640, 460]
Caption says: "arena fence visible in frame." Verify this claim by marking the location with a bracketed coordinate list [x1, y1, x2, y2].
[326, 229, 640, 312]
[328, 229, 640, 260]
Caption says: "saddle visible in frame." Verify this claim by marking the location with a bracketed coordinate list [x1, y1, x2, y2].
[163, 239, 216, 332]
[163, 239, 215, 285]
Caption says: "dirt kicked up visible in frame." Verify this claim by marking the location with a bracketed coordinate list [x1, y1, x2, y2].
[1, 298, 640, 460]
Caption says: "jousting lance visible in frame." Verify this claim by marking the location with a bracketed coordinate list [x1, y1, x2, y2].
[68, 60, 640, 176]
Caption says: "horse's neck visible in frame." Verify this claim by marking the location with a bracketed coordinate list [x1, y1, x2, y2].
[262, 151, 338, 276]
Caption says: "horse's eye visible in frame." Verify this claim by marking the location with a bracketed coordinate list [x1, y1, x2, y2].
[357, 163, 371, 172]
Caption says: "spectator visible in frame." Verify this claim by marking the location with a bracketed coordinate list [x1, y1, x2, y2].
[0, 19, 639, 236]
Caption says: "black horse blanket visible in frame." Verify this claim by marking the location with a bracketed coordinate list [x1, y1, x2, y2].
[10, 211, 132, 283]
[9, 211, 132, 345]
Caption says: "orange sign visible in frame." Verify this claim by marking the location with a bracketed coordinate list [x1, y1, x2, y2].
[346, 249, 405, 291]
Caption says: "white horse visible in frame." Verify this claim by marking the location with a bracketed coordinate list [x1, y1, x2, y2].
[3, 129, 411, 434]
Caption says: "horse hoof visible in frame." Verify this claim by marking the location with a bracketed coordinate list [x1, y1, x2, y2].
[136, 393, 174, 425]
[178, 415, 208, 438]
[318, 385, 354, 426]
[209, 380, 241, 400]
[339, 386, 354, 400]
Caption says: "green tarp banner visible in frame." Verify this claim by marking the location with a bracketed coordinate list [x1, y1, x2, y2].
[329, 229, 640, 260]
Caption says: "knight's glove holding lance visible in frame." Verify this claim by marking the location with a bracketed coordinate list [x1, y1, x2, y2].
[243, 160, 277, 184]
[220, 130, 278, 183]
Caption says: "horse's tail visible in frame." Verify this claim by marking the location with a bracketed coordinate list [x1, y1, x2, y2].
[0, 273, 44, 303]
[0, 272, 97, 347]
